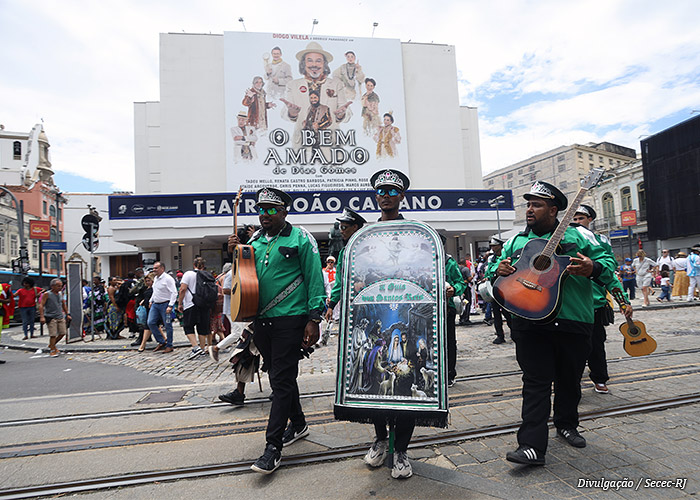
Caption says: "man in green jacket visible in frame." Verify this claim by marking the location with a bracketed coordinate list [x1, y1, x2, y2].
[572, 204, 633, 395]
[325, 207, 367, 323]
[228, 187, 326, 475]
[440, 234, 466, 387]
[495, 181, 618, 466]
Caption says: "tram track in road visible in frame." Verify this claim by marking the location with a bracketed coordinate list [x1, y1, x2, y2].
[1, 393, 699, 500]
[2, 346, 699, 429]
[0, 348, 700, 429]
[2, 361, 699, 459]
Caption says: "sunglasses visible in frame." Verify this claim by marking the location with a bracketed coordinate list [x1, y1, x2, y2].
[257, 207, 280, 216]
[377, 188, 400, 197]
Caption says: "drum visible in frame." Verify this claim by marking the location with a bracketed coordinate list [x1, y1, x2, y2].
[477, 280, 495, 303]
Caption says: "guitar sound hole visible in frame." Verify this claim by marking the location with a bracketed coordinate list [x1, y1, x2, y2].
[533, 255, 551, 271]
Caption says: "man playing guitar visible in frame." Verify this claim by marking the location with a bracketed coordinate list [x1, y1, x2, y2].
[496, 181, 618, 466]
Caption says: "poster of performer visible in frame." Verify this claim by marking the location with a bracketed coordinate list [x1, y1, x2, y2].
[224, 32, 409, 192]
[334, 220, 448, 427]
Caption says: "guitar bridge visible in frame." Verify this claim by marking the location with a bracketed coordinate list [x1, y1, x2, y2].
[630, 338, 647, 345]
[516, 277, 542, 291]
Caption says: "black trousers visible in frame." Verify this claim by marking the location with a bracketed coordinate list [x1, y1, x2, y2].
[459, 287, 471, 324]
[588, 308, 609, 384]
[492, 302, 505, 337]
[373, 416, 415, 453]
[254, 315, 307, 451]
[512, 328, 591, 454]
[446, 307, 457, 380]
[623, 279, 635, 300]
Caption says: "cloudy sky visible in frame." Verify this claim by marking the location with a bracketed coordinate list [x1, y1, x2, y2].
[2, 0, 699, 192]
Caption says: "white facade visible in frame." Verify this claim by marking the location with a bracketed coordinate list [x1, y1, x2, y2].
[118, 33, 510, 270]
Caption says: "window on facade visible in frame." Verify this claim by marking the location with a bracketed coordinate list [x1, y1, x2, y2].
[609, 158, 614, 165]
[589, 163, 594, 169]
[602, 193, 615, 221]
[558, 163, 566, 172]
[557, 155, 565, 162]
[57, 208, 62, 221]
[0, 232, 4, 254]
[621, 187, 632, 211]
[43, 201, 47, 215]
[519, 179, 524, 185]
[560, 181, 568, 189]
[13, 141, 22, 160]
[599, 156, 604, 163]
[32, 240, 39, 259]
[518, 169, 522, 175]
[50, 228, 57, 241]
[529, 165, 535, 172]
[488, 179, 493, 185]
[530, 173, 537, 181]
[578, 152, 583, 158]
[49, 205, 56, 218]
[50, 254, 58, 270]
[589, 154, 593, 160]
[507, 181, 513, 188]
[637, 182, 646, 218]
[507, 173, 513, 179]
[10, 235, 18, 256]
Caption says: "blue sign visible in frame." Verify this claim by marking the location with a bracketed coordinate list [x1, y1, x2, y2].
[109, 189, 514, 220]
[42, 241, 68, 252]
[609, 229, 629, 239]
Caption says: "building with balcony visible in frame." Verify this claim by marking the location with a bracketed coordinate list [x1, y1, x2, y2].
[483, 142, 637, 227]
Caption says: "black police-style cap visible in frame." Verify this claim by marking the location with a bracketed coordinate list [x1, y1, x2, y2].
[256, 187, 292, 208]
[489, 236, 505, 247]
[523, 181, 568, 210]
[336, 207, 367, 227]
[370, 169, 410, 191]
[575, 204, 597, 220]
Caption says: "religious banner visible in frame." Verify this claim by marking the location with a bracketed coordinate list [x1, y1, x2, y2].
[223, 32, 409, 192]
[334, 220, 448, 427]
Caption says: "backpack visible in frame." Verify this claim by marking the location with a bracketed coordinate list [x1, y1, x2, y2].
[115, 281, 132, 309]
[191, 270, 218, 309]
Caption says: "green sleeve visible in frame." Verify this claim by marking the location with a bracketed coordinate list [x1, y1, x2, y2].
[577, 229, 618, 291]
[446, 257, 466, 297]
[299, 229, 327, 319]
[329, 248, 344, 308]
[595, 235, 627, 304]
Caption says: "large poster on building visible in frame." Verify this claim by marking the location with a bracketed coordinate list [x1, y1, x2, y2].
[224, 32, 409, 192]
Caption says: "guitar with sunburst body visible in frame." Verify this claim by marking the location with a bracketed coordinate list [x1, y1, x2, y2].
[230, 187, 259, 321]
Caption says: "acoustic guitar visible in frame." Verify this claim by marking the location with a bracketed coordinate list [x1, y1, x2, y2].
[611, 288, 656, 356]
[492, 169, 604, 322]
[230, 188, 259, 322]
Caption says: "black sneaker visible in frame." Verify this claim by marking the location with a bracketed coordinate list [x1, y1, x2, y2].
[493, 336, 506, 344]
[447, 378, 456, 388]
[282, 422, 309, 446]
[250, 444, 281, 474]
[557, 428, 586, 448]
[506, 445, 545, 465]
[218, 389, 245, 406]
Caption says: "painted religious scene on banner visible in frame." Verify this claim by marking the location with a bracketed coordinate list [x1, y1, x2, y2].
[334, 221, 448, 427]
[224, 32, 409, 193]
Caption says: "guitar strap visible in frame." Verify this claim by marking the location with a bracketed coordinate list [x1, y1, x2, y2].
[259, 275, 304, 316]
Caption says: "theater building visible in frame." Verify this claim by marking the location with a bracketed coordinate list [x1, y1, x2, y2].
[111, 31, 514, 271]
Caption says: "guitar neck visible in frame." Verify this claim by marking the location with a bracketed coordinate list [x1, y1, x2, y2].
[610, 288, 635, 326]
[542, 187, 589, 256]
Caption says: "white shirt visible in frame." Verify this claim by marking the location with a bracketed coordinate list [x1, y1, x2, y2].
[222, 270, 232, 316]
[656, 255, 673, 270]
[181, 270, 197, 310]
[150, 273, 178, 306]
[673, 257, 688, 271]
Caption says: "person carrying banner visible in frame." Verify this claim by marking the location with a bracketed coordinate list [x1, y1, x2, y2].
[362, 169, 417, 479]
[227, 187, 325, 475]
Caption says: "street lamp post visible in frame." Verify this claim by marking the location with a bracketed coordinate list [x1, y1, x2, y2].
[488, 195, 505, 240]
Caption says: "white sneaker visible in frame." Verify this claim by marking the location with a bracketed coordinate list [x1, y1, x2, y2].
[363, 439, 388, 467]
[391, 451, 413, 479]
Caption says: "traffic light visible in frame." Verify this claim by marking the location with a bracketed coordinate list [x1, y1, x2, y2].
[81, 214, 100, 252]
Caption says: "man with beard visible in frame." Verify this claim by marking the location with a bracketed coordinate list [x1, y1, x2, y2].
[495, 181, 618, 466]
[280, 42, 352, 149]
[264, 46, 293, 99]
[230, 111, 258, 162]
[228, 187, 325, 475]
[302, 88, 332, 158]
